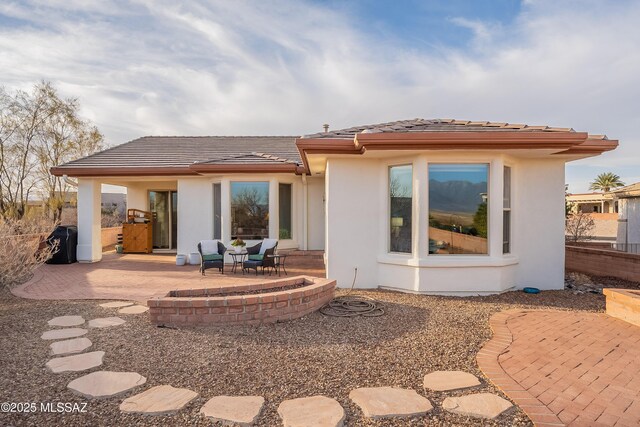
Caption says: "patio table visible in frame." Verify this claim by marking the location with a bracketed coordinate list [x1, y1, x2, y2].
[229, 251, 248, 274]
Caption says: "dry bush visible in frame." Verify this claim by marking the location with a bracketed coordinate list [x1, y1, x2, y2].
[0, 217, 58, 288]
[565, 212, 595, 242]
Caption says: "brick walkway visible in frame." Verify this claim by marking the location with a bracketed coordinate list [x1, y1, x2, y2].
[477, 310, 640, 426]
[12, 252, 325, 303]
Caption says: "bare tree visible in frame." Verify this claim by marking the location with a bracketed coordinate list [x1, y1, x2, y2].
[0, 82, 103, 219]
[565, 212, 595, 242]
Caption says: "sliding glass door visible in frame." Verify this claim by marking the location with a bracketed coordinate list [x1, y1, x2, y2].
[149, 190, 177, 250]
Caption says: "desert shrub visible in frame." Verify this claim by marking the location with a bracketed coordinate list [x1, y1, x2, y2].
[0, 217, 58, 288]
[565, 212, 595, 242]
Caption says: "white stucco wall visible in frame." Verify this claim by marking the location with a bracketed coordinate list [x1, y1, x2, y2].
[512, 158, 566, 290]
[325, 159, 380, 288]
[177, 178, 214, 256]
[324, 153, 566, 294]
[306, 176, 326, 250]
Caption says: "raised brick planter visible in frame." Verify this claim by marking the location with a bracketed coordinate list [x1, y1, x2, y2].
[147, 275, 336, 326]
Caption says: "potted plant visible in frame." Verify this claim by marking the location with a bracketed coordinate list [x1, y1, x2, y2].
[230, 238, 246, 253]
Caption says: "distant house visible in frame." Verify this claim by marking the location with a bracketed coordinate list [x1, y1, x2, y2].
[612, 183, 640, 252]
[51, 118, 617, 294]
[566, 192, 616, 214]
[566, 192, 618, 242]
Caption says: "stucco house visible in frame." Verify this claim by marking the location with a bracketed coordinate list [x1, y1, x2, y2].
[613, 183, 640, 251]
[51, 118, 617, 295]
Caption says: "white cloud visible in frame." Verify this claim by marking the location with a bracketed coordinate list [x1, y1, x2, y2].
[0, 0, 639, 191]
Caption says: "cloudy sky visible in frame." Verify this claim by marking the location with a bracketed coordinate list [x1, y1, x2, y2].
[0, 0, 638, 192]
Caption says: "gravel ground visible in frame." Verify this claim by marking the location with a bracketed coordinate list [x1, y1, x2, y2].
[0, 274, 625, 427]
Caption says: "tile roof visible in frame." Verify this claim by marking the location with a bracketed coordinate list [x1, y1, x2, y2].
[303, 118, 607, 139]
[51, 118, 615, 177]
[56, 136, 301, 170]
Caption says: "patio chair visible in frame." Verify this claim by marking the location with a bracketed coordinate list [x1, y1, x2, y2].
[242, 239, 278, 275]
[197, 239, 227, 275]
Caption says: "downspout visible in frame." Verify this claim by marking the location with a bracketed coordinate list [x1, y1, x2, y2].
[302, 172, 308, 250]
[63, 175, 78, 188]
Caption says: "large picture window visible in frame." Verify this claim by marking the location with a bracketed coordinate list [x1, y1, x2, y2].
[428, 164, 488, 255]
[389, 165, 413, 253]
[231, 182, 269, 239]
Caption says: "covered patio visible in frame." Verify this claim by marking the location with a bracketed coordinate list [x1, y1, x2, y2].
[12, 251, 325, 303]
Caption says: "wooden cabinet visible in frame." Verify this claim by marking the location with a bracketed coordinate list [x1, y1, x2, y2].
[122, 209, 153, 254]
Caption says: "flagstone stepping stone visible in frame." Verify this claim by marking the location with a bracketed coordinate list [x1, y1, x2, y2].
[46, 351, 105, 373]
[442, 393, 513, 419]
[99, 301, 134, 308]
[118, 305, 149, 314]
[50, 337, 92, 355]
[278, 396, 345, 427]
[41, 328, 88, 340]
[349, 387, 433, 419]
[68, 371, 147, 399]
[120, 385, 199, 415]
[200, 395, 265, 426]
[423, 370, 481, 391]
[48, 315, 85, 327]
[88, 317, 126, 328]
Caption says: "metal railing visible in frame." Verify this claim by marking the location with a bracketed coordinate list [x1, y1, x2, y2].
[610, 243, 640, 254]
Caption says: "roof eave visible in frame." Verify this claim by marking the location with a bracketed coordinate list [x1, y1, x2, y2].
[50, 166, 197, 177]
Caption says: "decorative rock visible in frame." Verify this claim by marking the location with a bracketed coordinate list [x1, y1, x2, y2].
[120, 385, 199, 415]
[200, 395, 265, 426]
[99, 301, 134, 308]
[423, 371, 481, 391]
[50, 337, 92, 355]
[48, 315, 85, 327]
[88, 317, 126, 328]
[278, 396, 345, 427]
[118, 305, 149, 314]
[442, 393, 513, 419]
[46, 351, 104, 373]
[68, 371, 147, 399]
[41, 328, 88, 340]
[349, 387, 433, 419]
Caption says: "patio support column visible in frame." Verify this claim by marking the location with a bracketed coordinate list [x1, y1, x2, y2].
[269, 178, 278, 240]
[76, 178, 102, 262]
[489, 159, 504, 257]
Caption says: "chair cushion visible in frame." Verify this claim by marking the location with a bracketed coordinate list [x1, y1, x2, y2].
[202, 254, 223, 261]
[243, 260, 262, 268]
[200, 240, 219, 255]
[259, 239, 278, 255]
[248, 254, 264, 261]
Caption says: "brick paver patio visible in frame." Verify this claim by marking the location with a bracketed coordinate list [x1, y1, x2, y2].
[478, 310, 640, 426]
[12, 252, 324, 303]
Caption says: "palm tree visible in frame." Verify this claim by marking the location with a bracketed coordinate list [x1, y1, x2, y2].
[589, 172, 625, 192]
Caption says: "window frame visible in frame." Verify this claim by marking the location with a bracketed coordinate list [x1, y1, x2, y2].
[278, 182, 293, 240]
[427, 162, 491, 256]
[503, 165, 511, 254]
[388, 163, 414, 255]
[230, 180, 270, 240]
